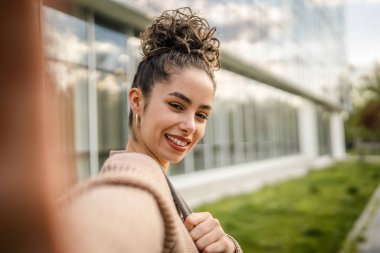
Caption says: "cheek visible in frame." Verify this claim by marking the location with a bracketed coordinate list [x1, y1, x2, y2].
[195, 123, 206, 142]
[144, 102, 168, 126]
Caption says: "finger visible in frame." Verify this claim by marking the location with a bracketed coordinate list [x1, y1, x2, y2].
[195, 226, 225, 251]
[202, 237, 230, 253]
[190, 216, 219, 241]
[184, 212, 211, 231]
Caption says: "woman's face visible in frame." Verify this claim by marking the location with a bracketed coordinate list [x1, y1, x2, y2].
[138, 68, 214, 168]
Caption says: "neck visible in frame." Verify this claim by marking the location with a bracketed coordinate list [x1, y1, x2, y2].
[126, 135, 169, 172]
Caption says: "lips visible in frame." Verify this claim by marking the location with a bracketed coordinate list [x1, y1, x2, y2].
[164, 134, 191, 151]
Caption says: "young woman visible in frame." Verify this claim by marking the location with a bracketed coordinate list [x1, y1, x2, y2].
[60, 7, 242, 253]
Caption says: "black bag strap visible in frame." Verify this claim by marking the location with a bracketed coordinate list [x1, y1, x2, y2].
[164, 173, 193, 221]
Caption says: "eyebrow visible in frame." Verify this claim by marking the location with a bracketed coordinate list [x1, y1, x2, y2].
[168, 92, 212, 110]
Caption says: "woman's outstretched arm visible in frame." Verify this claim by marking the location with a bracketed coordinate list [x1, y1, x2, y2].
[60, 185, 165, 253]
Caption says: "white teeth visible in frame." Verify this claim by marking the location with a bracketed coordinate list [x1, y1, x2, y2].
[166, 135, 187, 147]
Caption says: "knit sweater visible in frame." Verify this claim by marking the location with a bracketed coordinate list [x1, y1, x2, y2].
[59, 151, 242, 253]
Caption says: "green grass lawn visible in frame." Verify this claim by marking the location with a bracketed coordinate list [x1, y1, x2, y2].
[195, 161, 380, 253]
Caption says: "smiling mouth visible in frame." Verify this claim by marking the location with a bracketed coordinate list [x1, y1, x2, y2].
[164, 134, 191, 147]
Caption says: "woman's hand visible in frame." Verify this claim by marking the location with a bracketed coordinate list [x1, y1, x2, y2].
[184, 212, 236, 253]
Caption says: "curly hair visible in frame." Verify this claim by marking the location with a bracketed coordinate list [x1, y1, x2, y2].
[141, 7, 220, 71]
[129, 7, 220, 128]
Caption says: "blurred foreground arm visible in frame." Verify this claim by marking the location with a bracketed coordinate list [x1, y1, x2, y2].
[60, 185, 164, 253]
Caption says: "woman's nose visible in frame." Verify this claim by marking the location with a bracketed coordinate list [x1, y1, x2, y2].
[179, 114, 196, 134]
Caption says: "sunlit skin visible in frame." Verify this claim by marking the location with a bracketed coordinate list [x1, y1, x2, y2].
[127, 67, 235, 253]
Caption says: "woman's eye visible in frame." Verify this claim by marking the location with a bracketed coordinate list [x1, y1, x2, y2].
[196, 113, 208, 120]
[169, 103, 183, 111]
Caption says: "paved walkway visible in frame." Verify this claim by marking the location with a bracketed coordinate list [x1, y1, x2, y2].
[357, 186, 380, 253]
[358, 202, 380, 253]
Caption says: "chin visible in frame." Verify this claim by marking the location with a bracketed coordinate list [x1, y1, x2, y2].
[168, 157, 185, 164]
[165, 154, 186, 164]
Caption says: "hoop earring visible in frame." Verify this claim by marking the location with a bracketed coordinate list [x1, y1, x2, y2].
[135, 113, 140, 128]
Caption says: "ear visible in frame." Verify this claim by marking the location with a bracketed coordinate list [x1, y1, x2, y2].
[129, 88, 144, 115]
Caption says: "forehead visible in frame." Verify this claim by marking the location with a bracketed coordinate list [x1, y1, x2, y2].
[154, 68, 215, 102]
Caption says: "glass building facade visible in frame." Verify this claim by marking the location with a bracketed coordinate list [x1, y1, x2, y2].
[43, 0, 345, 180]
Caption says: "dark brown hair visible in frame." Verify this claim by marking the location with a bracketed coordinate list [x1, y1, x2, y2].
[128, 7, 220, 127]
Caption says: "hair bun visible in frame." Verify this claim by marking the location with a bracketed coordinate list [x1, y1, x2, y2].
[140, 7, 220, 70]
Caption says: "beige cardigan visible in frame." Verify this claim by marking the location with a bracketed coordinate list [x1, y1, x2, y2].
[59, 152, 242, 253]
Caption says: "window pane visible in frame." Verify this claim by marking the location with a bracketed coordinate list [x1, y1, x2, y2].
[94, 22, 130, 168]
[43, 7, 88, 66]
[96, 71, 129, 167]
[95, 23, 127, 73]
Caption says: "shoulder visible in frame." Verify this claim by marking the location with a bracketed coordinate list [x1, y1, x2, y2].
[103, 151, 159, 171]
[98, 151, 172, 201]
